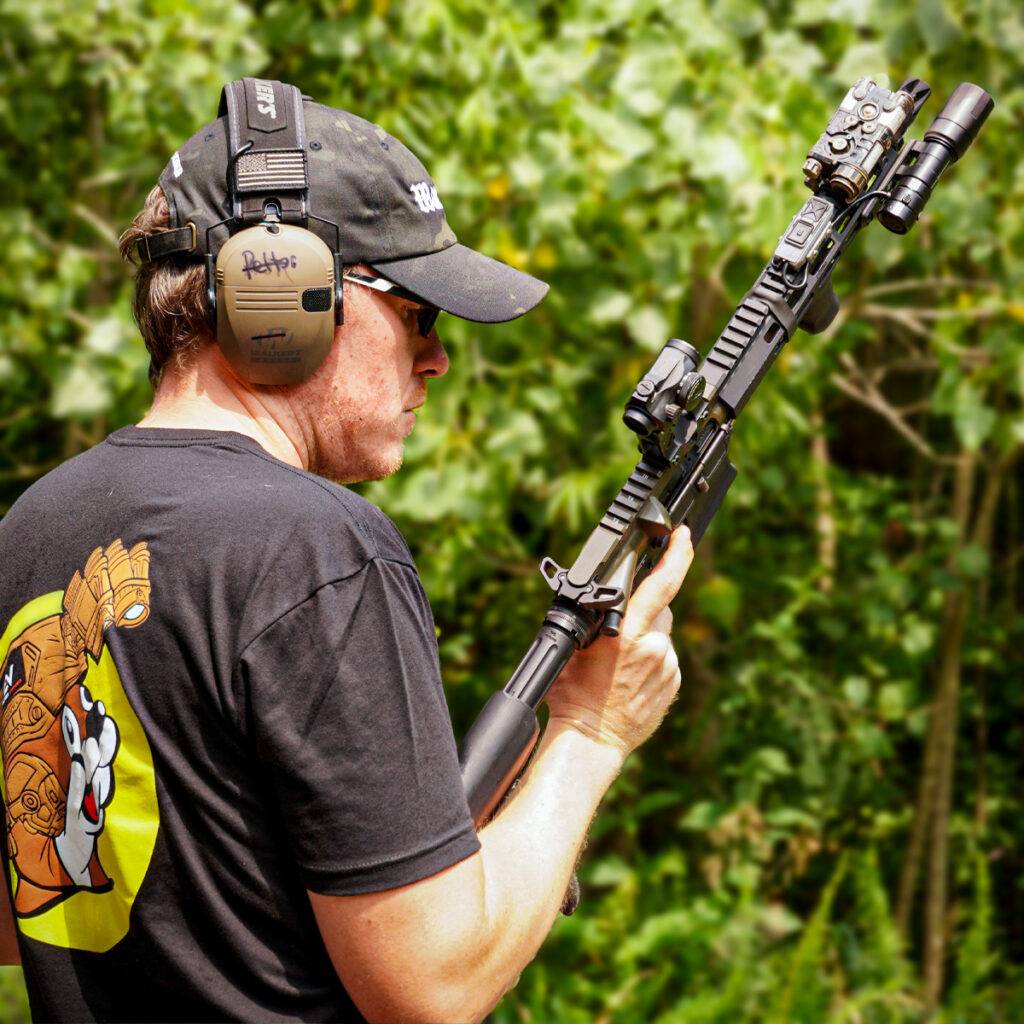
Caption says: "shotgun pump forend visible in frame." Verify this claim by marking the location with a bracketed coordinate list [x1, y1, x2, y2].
[458, 76, 994, 911]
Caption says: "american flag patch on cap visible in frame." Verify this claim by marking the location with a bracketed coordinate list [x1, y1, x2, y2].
[234, 149, 308, 193]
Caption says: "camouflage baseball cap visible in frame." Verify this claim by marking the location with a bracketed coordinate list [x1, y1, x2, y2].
[153, 78, 548, 323]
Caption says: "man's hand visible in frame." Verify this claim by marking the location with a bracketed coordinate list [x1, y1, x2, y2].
[545, 526, 694, 756]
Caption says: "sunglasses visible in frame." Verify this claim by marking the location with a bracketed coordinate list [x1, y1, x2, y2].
[342, 272, 440, 338]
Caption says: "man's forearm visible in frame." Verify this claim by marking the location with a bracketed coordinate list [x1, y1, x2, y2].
[468, 719, 625, 1013]
[306, 718, 625, 1024]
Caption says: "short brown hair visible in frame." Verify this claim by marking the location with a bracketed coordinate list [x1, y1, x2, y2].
[118, 186, 211, 386]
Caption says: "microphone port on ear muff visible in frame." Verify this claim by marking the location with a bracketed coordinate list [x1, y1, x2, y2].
[302, 288, 333, 312]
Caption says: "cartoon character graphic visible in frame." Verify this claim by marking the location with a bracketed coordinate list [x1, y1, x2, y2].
[1, 540, 150, 917]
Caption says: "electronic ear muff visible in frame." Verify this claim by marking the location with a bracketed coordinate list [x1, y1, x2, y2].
[204, 78, 345, 386]
[137, 78, 350, 386]
[208, 220, 340, 386]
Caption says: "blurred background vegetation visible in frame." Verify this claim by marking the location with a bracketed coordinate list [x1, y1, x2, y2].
[1, 0, 1021, 1020]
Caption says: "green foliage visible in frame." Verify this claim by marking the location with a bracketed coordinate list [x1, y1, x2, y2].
[772, 853, 847, 1024]
[944, 851, 997, 1024]
[0, 967, 29, 1024]
[1, 0, 1022, 1019]
[848, 848, 911, 993]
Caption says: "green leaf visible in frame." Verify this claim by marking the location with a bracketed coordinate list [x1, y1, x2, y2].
[764, 807, 818, 829]
[900, 619, 935, 657]
[915, 0, 962, 52]
[634, 790, 682, 818]
[82, 316, 129, 355]
[691, 133, 748, 184]
[581, 103, 656, 160]
[626, 305, 671, 351]
[678, 800, 720, 831]
[754, 747, 792, 777]
[589, 290, 632, 325]
[877, 682, 909, 721]
[843, 676, 870, 708]
[696, 574, 742, 630]
[758, 902, 802, 939]
[616, 910, 692, 961]
[589, 856, 633, 887]
[957, 543, 990, 579]
[50, 360, 112, 419]
[953, 380, 996, 451]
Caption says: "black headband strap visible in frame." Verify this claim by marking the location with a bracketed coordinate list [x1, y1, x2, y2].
[134, 223, 197, 264]
[217, 78, 309, 225]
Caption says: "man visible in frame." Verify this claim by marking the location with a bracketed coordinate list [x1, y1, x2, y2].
[0, 79, 691, 1022]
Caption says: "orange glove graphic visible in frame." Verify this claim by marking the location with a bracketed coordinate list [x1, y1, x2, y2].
[2, 538, 151, 916]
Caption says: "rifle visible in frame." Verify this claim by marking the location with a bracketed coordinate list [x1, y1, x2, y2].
[459, 77, 993, 911]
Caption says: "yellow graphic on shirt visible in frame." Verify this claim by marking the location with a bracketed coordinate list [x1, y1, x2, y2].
[0, 540, 159, 953]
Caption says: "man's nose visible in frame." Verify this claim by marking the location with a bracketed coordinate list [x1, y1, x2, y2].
[417, 334, 449, 379]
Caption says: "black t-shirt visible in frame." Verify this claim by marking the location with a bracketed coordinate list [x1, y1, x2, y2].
[0, 426, 480, 1022]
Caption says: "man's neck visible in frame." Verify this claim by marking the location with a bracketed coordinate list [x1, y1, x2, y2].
[138, 348, 310, 471]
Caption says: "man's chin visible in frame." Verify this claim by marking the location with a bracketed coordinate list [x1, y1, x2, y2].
[355, 452, 404, 484]
[313, 445, 404, 486]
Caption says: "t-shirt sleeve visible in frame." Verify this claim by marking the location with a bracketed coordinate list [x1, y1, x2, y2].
[235, 557, 480, 895]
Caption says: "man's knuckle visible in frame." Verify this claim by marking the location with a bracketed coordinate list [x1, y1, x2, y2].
[641, 633, 670, 658]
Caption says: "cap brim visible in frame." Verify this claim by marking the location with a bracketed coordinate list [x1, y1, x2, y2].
[368, 243, 548, 323]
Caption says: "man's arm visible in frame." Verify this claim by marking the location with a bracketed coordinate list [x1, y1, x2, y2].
[309, 527, 692, 1024]
[310, 721, 622, 1022]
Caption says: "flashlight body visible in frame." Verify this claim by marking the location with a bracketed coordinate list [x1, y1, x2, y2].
[879, 83, 994, 234]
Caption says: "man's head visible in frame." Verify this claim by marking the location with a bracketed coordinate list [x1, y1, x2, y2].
[119, 78, 549, 481]
[120, 192, 448, 483]
[121, 79, 548, 382]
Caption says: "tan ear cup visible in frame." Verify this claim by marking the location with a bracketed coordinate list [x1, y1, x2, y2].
[215, 223, 336, 385]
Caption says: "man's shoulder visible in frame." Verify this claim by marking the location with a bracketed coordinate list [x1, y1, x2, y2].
[236, 457, 412, 568]
[2, 428, 413, 571]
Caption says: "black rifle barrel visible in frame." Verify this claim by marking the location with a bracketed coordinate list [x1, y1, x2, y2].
[461, 615, 582, 822]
